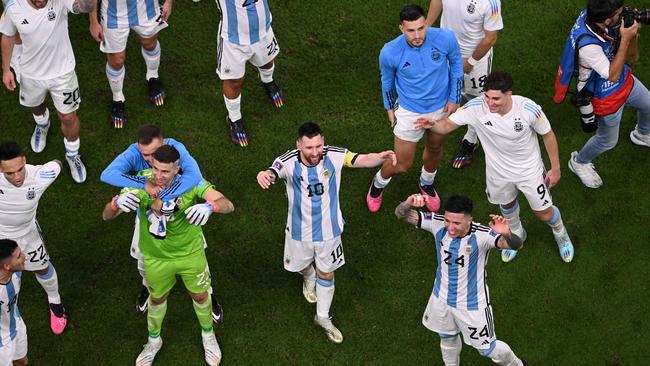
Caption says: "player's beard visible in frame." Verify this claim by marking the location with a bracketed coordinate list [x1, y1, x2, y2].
[30, 0, 48, 8]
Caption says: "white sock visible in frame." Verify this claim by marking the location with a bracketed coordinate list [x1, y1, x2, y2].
[64, 138, 80, 156]
[440, 335, 461, 366]
[35, 264, 62, 304]
[224, 94, 242, 122]
[33, 108, 50, 127]
[315, 277, 335, 319]
[463, 125, 478, 144]
[258, 64, 275, 83]
[419, 166, 437, 186]
[302, 266, 316, 282]
[500, 202, 523, 237]
[106, 63, 126, 102]
[137, 258, 148, 287]
[372, 170, 392, 189]
[485, 340, 523, 366]
[141, 41, 161, 80]
[545, 205, 566, 236]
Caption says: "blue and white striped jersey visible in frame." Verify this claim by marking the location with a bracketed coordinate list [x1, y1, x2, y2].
[216, 0, 272, 46]
[269, 146, 357, 242]
[100, 0, 161, 29]
[418, 212, 501, 311]
[0, 272, 22, 347]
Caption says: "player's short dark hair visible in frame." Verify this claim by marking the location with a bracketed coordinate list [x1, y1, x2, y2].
[0, 141, 23, 162]
[0, 239, 18, 263]
[587, 0, 624, 23]
[153, 145, 180, 165]
[444, 195, 474, 215]
[297, 122, 322, 140]
[137, 125, 163, 145]
[483, 71, 514, 93]
[400, 4, 425, 22]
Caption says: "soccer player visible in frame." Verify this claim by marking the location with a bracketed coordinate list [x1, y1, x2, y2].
[367, 4, 463, 213]
[395, 194, 528, 366]
[0, 239, 27, 366]
[101, 125, 224, 323]
[216, 0, 284, 147]
[0, 0, 96, 183]
[88, 0, 172, 128]
[102, 145, 234, 366]
[0, 141, 68, 335]
[426, 0, 503, 169]
[415, 71, 574, 263]
[256, 122, 396, 343]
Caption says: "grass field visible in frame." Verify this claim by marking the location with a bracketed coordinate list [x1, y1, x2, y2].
[1, 0, 650, 365]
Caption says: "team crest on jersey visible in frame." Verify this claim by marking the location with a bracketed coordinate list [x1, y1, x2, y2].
[514, 120, 523, 132]
[47, 10, 56, 21]
[465, 246, 473, 254]
[431, 50, 441, 61]
[322, 169, 330, 178]
[26, 188, 35, 200]
[467, 2, 476, 14]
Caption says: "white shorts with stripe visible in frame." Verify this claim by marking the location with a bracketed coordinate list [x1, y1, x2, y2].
[19, 71, 80, 114]
[422, 293, 496, 352]
[393, 105, 447, 143]
[485, 170, 553, 212]
[0, 319, 27, 366]
[463, 48, 493, 98]
[5, 222, 50, 272]
[216, 26, 280, 80]
[283, 235, 345, 273]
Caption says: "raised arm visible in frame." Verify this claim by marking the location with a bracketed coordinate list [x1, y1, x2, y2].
[350, 151, 396, 169]
[395, 194, 428, 226]
[203, 188, 234, 214]
[101, 148, 147, 189]
[414, 117, 460, 135]
[73, 0, 97, 14]
[257, 169, 277, 189]
[542, 130, 561, 189]
[183, 187, 234, 226]
[489, 214, 523, 251]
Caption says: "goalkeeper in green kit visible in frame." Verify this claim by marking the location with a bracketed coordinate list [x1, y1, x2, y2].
[102, 144, 234, 366]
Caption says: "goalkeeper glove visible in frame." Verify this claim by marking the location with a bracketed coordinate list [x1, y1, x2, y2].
[161, 200, 177, 221]
[112, 190, 140, 212]
[185, 201, 218, 226]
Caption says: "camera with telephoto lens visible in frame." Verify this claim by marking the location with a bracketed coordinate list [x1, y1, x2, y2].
[571, 90, 597, 133]
[621, 6, 650, 27]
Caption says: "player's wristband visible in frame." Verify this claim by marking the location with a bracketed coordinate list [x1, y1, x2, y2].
[467, 57, 478, 66]
[111, 195, 120, 212]
[206, 200, 220, 213]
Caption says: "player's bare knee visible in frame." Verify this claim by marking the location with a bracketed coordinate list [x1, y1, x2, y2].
[150, 293, 169, 305]
[315, 268, 334, 281]
[139, 35, 158, 50]
[259, 60, 274, 69]
[34, 266, 49, 276]
[57, 111, 77, 126]
[31, 103, 47, 116]
[107, 52, 126, 69]
[533, 207, 554, 222]
[14, 356, 29, 366]
[189, 291, 209, 303]
[301, 263, 314, 274]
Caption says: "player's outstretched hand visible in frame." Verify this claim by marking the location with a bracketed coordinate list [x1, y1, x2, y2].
[488, 214, 510, 235]
[114, 191, 140, 212]
[2, 71, 16, 92]
[414, 117, 434, 130]
[406, 193, 428, 208]
[257, 170, 275, 189]
[545, 168, 561, 189]
[89, 21, 104, 43]
[161, 1, 173, 22]
[380, 150, 397, 166]
[185, 203, 213, 226]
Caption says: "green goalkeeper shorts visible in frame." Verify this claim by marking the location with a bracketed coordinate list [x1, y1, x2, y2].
[144, 250, 211, 299]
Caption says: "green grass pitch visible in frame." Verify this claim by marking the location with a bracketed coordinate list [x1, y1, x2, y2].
[1, 0, 649, 365]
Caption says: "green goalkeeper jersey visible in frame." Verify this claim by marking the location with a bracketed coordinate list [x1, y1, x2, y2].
[122, 170, 214, 260]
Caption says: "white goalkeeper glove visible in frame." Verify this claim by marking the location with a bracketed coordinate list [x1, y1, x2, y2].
[184, 201, 217, 226]
[160, 200, 177, 222]
[112, 190, 140, 212]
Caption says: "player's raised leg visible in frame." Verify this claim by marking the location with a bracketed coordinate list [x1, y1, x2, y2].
[141, 36, 165, 107]
[367, 137, 417, 212]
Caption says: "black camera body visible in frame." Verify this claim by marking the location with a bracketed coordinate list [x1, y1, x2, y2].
[622, 6, 650, 27]
[571, 90, 598, 133]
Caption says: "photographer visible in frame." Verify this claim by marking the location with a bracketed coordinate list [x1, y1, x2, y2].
[555, 0, 650, 188]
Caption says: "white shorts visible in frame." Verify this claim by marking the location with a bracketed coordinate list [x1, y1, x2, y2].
[100, 19, 168, 54]
[463, 49, 493, 98]
[485, 171, 553, 212]
[283, 235, 345, 273]
[216, 27, 280, 80]
[0, 318, 27, 366]
[19, 71, 80, 114]
[393, 106, 447, 142]
[422, 294, 496, 352]
[10, 222, 50, 272]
